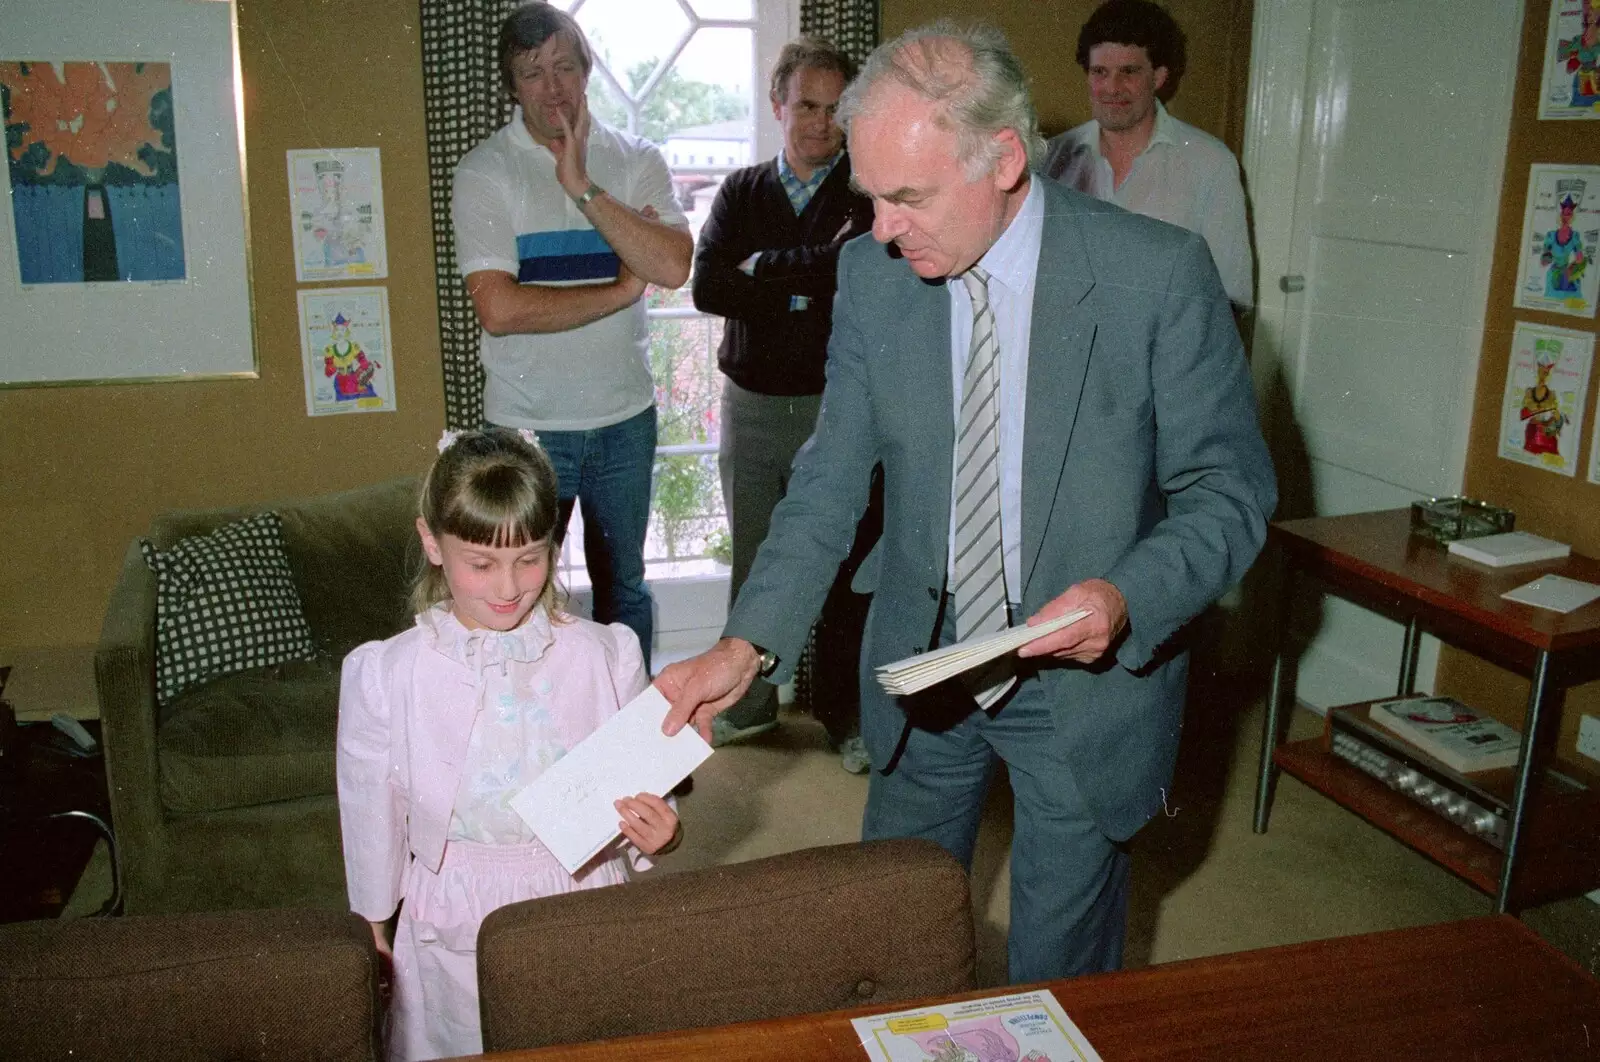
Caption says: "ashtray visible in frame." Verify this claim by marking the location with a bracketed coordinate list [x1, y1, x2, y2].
[1409, 496, 1515, 544]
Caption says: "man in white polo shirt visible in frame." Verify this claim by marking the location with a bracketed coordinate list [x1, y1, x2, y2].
[1043, 0, 1254, 312]
[452, 2, 692, 668]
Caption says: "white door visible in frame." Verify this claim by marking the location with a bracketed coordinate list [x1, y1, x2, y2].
[1244, 0, 1523, 707]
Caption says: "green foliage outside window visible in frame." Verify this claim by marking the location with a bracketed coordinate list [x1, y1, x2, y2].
[588, 59, 748, 144]
[648, 287, 726, 561]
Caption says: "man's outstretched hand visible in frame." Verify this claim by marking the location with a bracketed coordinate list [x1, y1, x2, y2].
[656, 637, 762, 741]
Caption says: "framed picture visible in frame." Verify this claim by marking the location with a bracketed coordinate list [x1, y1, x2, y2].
[1539, 0, 1600, 120]
[1514, 164, 1600, 319]
[1496, 320, 1594, 477]
[287, 148, 388, 284]
[0, 0, 253, 387]
[297, 286, 395, 416]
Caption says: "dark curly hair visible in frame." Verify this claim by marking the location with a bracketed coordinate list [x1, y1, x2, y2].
[1075, 0, 1186, 81]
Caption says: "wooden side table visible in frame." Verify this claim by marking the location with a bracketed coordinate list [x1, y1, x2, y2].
[1252, 509, 1600, 912]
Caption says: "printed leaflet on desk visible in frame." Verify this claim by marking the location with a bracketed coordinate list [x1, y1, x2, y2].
[851, 989, 1102, 1062]
[1502, 574, 1600, 614]
[510, 685, 712, 874]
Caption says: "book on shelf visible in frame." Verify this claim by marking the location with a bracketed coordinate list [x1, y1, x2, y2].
[1369, 695, 1521, 774]
[1446, 531, 1570, 568]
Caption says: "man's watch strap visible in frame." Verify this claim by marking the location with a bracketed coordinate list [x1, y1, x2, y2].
[751, 643, 780, 679]
[573, 182, 604, 208]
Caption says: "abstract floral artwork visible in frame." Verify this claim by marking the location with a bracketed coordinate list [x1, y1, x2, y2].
[2, 59, 185, 284]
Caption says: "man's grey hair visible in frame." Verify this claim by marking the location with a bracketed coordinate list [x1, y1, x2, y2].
[836, 20, 1045, 180]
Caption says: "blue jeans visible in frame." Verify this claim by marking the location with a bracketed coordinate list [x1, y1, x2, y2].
[511, 407, 656, 671]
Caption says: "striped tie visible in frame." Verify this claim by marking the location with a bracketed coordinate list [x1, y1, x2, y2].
[953, 266, 1010, 644]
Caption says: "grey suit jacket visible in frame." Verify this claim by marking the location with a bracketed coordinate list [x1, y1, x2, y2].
[725, 177, 1276, 841]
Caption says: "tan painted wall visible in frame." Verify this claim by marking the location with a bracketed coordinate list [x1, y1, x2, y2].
[0, 0, 446, 653]
[881, 0, 1255, 150]
[1438, 2, 1600, 764]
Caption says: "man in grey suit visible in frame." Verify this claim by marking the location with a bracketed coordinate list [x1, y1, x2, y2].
[659, 20, 1276, 982]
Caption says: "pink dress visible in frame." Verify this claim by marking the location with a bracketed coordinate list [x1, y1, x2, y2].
[337, 604, 654, 1061]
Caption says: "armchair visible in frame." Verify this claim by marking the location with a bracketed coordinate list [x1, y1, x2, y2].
[0, 906, 382, 1061]
[95, 476, 420, 913]
[477, 838, 977, 1051]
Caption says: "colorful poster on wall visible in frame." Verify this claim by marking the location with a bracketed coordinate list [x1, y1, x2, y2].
[297, 286, 395, 416]
[287, 148, 387, 283]
[1497, 321, 1594, 476]
[1, 59, 186, 284]
[1515, 165, 1600, 318]
[1540, 0, 1600, 120]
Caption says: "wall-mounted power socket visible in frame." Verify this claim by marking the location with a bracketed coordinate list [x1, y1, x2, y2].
[1578, 715, 1600, 764]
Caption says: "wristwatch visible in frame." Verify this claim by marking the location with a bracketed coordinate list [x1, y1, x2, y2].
[573, 182, 604, 208]
[750, 643, 780, 679]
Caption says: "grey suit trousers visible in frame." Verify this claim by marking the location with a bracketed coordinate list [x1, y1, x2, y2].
[718, 381, 822, 726]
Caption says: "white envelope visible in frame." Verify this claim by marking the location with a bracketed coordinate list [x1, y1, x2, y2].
[510, 685, 712, 874]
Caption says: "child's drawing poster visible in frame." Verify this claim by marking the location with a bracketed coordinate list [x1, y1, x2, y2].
[1, 59, 186, 284]
[287, 148, 387, 283]
[297, 286, 395, 416]
[1497, 321, 1594, 477]
[1515, 165, 1600, 318]
[1541, 0, 1600, 120]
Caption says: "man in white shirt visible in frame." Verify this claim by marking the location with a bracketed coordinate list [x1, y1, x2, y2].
[1043, 0, 1254, 311]
[452, 2, 692, 668]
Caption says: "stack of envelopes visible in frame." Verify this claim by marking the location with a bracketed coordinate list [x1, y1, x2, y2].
[874, 609, 1091, 696]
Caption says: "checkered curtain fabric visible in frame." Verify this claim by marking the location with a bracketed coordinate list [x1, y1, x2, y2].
[419, 0, 877, 429]
[420, 0, 520, 430]
[800, 0, 879, 66]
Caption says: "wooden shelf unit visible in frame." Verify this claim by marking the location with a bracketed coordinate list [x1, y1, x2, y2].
[1272, 700, 1600, 908]
[1253, 509, 1600, 913]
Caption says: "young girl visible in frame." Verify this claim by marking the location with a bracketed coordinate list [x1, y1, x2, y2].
[337, 427, 681, 1062]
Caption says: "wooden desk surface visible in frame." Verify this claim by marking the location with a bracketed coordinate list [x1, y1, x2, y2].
[456, 917, 1600, 1062]
[1271, 510, 1600, 669]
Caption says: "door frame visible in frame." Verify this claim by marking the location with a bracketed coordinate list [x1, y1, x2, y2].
[1241, 0, 1525, 496]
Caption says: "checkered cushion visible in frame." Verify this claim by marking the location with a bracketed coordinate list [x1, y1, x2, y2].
[140, 512, 317, 706]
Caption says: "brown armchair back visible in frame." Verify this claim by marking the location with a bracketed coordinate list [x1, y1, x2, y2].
[0, 907, 381, 1062]
[476, 838, 977, 1052]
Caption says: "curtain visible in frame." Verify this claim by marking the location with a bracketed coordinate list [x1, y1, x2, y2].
[800, 0, 878, 66]
[419, 0, 521, 430]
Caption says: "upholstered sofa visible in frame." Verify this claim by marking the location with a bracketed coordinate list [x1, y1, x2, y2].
[95, 476, 420, 914]
[0, 906, 382, 1061]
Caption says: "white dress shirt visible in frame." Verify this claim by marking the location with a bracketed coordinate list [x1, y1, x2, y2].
[946, 177, 1044, 608]
[1043, 101, 1254, 309]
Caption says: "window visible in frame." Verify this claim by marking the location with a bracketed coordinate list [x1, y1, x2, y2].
[551, 0, 796, 604]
